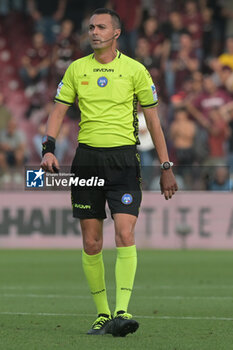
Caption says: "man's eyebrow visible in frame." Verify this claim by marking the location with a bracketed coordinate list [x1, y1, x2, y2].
[89, 23, 107, 28]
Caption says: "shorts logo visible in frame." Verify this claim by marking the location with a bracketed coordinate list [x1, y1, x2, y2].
[97, 76, 108, 87]
[121, 193, 133, 205]
[56, 81, 63, 97]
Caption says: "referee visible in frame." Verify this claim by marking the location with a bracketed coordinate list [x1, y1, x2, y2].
[41, 8, 177, 337]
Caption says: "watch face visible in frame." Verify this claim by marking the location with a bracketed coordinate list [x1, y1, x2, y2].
[163, 161, 170, 170]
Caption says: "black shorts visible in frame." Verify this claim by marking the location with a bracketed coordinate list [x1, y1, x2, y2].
[71, 143, 142, 219]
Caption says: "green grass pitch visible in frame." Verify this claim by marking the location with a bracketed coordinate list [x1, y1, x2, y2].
[0, 250, 233, 350]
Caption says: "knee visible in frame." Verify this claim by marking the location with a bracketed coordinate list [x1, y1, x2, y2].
[83, 236, 102, 255]
[115, 229, 135, 247]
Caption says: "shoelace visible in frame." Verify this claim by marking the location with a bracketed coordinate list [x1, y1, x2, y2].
[116, 312, 132, 320]
[92, 316, 110, 329]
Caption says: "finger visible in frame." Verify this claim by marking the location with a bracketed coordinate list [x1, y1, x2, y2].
[160, 183, 164, 194]
[40, 161, 49, 172]
[164, 189, 174, 200]
[171, 187, 176, 195]
[164, 190, 169, 200]
[47, 162, 54, 173]
[42, 160, 54, 173]
[53, 158, 60, 171]
[169, 189, 173, 198]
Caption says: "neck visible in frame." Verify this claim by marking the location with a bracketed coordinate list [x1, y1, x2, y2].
[94, 48, 117, 64]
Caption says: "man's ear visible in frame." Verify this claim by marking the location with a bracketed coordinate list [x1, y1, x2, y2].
[114, 29, 121, 39]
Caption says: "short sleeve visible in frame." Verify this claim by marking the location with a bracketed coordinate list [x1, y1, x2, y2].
[54, 63, 76, 106]
[133, 65, 158, 108]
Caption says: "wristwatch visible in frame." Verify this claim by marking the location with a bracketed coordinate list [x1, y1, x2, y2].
[160, 161, 174, 170]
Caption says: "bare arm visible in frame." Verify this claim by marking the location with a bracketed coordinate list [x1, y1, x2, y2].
[41, 102, 69, 172]
[186, 101, 210, 129]
[53, 0, 67, 21]
[27, 0, 41, 20]
[142, 107, 178, 199]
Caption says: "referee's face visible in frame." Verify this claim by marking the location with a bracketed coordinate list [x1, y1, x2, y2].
[89, 14, 116, 50]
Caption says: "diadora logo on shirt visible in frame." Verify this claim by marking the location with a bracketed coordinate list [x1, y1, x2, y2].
[93, 68, 114, 72]
[97, 76, 108, 87]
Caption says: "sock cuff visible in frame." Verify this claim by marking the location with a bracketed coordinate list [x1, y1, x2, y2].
[116, 245, 137, 258]
[82, 250, 103, 265]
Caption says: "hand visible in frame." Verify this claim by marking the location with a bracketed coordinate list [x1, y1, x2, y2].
[160, 169, 178, 200]
[41, 153, 60, 173]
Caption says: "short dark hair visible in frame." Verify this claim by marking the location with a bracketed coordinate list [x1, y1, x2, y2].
[91, 8, 121, 30]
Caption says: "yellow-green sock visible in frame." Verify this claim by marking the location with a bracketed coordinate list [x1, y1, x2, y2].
[82, 250, 110, 316]
[114, 245, 137, 316]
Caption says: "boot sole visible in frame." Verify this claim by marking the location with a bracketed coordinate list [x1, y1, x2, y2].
[112, 320, 139, 337]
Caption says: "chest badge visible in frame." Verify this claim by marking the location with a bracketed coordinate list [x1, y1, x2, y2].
[97, 76, 108, 87]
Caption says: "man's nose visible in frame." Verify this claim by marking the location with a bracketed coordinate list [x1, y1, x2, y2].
[92, 27, 99, 35]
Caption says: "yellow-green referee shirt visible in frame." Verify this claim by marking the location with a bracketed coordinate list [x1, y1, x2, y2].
[55, 51, 158, 147]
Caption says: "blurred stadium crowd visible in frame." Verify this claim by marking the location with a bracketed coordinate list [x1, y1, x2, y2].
[0, 0, 233, 191]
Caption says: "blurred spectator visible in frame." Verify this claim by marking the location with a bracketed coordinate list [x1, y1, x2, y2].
[163, 12, 190, 96]
[64, 0, 85, 31]
[65, 0, 107, 31]
[186, 71, 204, 102]
[163, 11, 188, 58]
[52, 19, 78, 83]
[221, 102, 233, 172]
[0, 93, 12, 131]
[29, 101, 70, 163]
[183, 0, 203, 59]
[27, 0, 67, 44]
[228, 114, 233, 172]
[202, 7, 214, 61]
[139, 16, 168, 87]
[0, 0, 26, 15]
[205, 0, 232, 55]
[20, 32, 51, 87]
[218, 65, 233, 94]
[0, 118, 27, 185]
[187, 75, 232, 129]
[165, 32, 199, 96]
[153, 0, 183, 24]
[218, 36, 233, 70]
[33, 121, 69, 163]
[169, 107, 196, 173]
[208, 166, 233, 191]
[140, 16, 165, 56]
[135, 38, 155, 70]
[107, 0, 142, 57]
[206, 107, 230, 165]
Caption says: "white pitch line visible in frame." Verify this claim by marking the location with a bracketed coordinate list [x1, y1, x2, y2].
[0, 293, 91, 299]
[0, 311, 233, 322]
[0, 293, 233, 300]
[1, 285, 233, 290]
